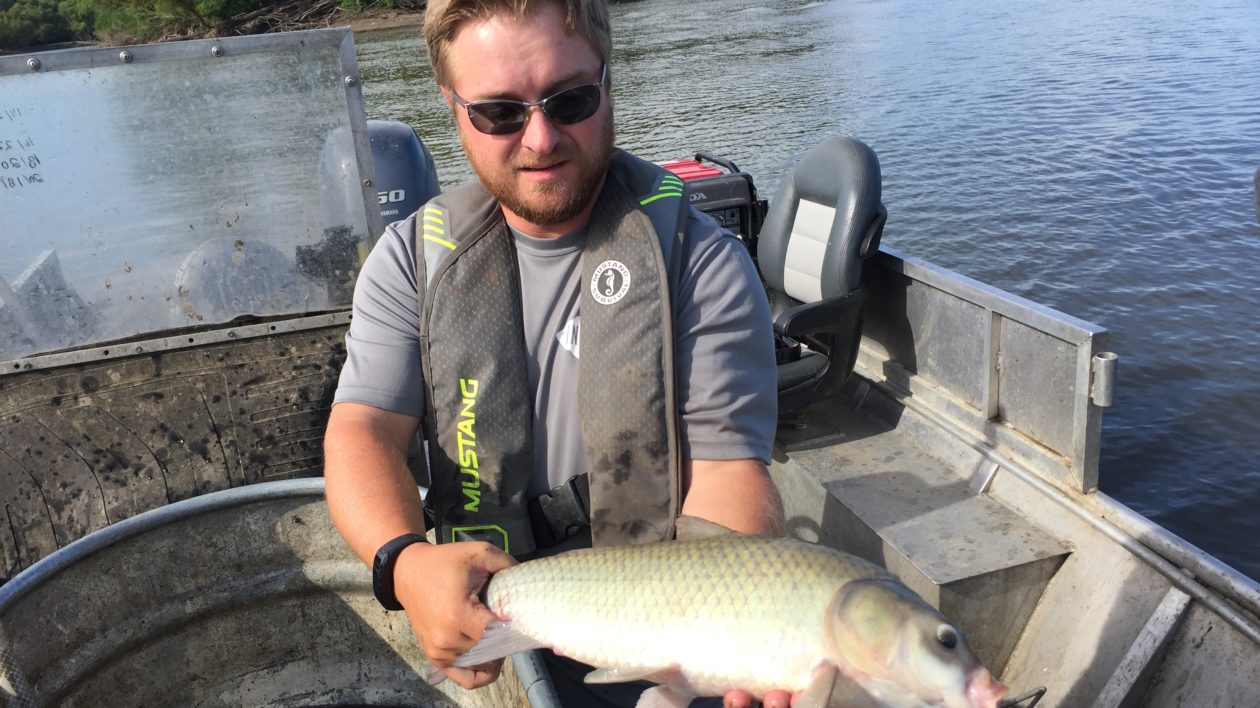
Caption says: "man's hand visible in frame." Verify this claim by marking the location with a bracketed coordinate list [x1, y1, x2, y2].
[724, 689, 799, 707]
[395, 540, 517, 689]
[323, 403, 517, 689]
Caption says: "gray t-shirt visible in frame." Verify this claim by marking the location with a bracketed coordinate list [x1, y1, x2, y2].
[334, 203, 776, 497]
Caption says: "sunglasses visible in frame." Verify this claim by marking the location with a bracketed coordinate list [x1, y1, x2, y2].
[449, 64, 607, 135]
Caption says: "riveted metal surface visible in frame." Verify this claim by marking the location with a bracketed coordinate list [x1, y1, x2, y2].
[0, 323, 350, 578]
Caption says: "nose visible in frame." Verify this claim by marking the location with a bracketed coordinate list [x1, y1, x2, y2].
[518, 105, 561, 155]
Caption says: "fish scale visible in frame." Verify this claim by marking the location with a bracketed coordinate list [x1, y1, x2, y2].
[484, 535, 897, 697]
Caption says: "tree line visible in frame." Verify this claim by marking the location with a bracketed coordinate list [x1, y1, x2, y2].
[0, 0, 419, 52]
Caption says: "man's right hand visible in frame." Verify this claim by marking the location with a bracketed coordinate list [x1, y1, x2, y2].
[322, 403, 517, 688]
[394, 539, 518, 689]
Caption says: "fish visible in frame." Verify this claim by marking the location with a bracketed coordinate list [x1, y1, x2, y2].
[430, 527, 1006, 708]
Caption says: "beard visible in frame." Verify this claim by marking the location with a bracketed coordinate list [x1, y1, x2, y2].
[464, 114, 615, 228]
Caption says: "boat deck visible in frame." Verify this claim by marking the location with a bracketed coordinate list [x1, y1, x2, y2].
[771, 372, 1260, 706]
[774, 384, 1067, 676]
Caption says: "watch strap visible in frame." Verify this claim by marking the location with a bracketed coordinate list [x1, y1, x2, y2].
[372, 533, 427, 611]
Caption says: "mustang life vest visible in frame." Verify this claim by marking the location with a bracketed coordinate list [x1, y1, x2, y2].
[415, 150, 689, 556]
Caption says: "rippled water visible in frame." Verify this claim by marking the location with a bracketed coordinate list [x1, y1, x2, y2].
[354, 0, 1260, 579]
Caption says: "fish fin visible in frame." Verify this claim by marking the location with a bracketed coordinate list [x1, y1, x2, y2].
[633, 685, 696, 708]
[797, 666, 882, 708]
[424, 664, 446, 686]
[452, 620, 545, 668]
[584, 664, 676, 684]
[674, 514, 737, 540]
[794, 665, 838, 708]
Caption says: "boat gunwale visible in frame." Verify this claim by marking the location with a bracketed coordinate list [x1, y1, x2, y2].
[0, 311, 351, 377]
[875, 246, 1107, 344]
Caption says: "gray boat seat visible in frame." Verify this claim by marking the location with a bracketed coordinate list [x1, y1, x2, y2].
[756, 136, 887, 414]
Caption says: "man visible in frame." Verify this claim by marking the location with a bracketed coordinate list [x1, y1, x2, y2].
[323, 0, 790, 706]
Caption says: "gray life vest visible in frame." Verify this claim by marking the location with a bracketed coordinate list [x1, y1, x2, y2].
[415, 150, 689, 556]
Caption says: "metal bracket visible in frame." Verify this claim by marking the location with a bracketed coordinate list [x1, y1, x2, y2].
[1090, 352, 1118, 407]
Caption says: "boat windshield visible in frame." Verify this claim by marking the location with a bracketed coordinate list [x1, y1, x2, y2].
[0, 30, 378, 362]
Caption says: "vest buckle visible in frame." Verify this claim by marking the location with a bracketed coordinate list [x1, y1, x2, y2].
[528, 473, 592, 549]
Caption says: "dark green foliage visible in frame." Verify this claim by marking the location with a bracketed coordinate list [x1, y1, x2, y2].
[0, 0, 408, 51]
[0, 0, 86, 49]
[83, 0, 268, 44]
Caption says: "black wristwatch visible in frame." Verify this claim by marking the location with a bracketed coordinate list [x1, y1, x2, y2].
[372, 533, 427, 611]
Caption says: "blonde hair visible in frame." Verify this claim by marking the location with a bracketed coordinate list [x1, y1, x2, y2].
[423, 0, 612, 86]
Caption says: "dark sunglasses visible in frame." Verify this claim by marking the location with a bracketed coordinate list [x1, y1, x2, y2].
[449, 64, 607, 135]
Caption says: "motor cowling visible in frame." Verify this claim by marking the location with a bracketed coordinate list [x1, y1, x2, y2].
[369, 119, 442, 225]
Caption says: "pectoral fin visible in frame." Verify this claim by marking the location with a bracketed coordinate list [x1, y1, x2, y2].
[425, 621, 545, 685]
[633, 685, 696, 708]
[585, 664, 676, 684]
[797, 665, 882, 708]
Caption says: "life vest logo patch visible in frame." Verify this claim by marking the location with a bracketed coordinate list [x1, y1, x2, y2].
[591, 260, 631, 305]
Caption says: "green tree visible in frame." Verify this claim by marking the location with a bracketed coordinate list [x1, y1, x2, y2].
[1, 0, 79, 49]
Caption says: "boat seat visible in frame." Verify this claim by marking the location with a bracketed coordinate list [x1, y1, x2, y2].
[757, 136, 887, 415]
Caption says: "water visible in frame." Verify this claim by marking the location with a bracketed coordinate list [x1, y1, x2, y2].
[353, 0, 1260, 580]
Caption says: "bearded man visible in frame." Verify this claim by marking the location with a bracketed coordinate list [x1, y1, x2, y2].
[323, 1, 787, 705]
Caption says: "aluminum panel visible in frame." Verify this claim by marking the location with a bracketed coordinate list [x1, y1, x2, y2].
[998, 317, 1079, 456]
[864, 264, 988, 410]
[0, 323, 349, 577]
[1140, 603, 1260, 707]
[861, 249, 1110, 492]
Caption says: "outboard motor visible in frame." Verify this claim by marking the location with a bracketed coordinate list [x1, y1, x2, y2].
[300, 120, 442, 304]
[368, 119, 442, 225]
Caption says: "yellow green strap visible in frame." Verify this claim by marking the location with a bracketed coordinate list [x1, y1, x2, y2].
[640, 175, 685, 206]
[422, 206, 456, 250]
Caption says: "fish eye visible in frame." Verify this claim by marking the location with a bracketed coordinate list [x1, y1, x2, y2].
[936, 624, 959, 650]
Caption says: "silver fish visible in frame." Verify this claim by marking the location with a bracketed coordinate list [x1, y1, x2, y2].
[436, 533, 1006, 708]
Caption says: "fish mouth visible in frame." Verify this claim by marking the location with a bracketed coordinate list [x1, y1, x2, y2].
[965, 669, 1006, 708]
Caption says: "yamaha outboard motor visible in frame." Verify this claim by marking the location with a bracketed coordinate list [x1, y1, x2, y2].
[301, 120, 442, 303]
[368, 119, 442, 225]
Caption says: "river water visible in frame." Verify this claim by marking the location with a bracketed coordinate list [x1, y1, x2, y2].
[353, 0, 1260, 580]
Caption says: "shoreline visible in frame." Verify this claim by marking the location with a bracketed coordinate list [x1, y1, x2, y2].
[3, 8, 426, 55]
[344, 8, 426, 34]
